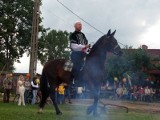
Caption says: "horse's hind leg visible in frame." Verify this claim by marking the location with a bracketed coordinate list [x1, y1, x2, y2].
[38, 89, 49, 113]
[50, 89, 62, 115]
[38, 71, 49, 113]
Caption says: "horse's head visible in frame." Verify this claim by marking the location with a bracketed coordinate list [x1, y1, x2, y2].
[103, 29, 123, 56]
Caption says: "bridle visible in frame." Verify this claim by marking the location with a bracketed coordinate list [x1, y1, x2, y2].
[113, 44, 120, 55]
[113, 44, 119, 50]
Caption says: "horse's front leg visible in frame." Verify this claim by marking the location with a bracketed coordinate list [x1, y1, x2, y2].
[87, 91, 100, 116]
[50, 89, 62, 115]
[92, 92, 100, 116]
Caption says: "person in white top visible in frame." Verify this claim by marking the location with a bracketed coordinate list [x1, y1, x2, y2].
[17, 75, 25, 106]
[31, 77, 39, 105]
[77, 86, 84, 99]
[144, 86, 151, 102]
[69, 21, 90, 80]
[145, 86, 151, 95]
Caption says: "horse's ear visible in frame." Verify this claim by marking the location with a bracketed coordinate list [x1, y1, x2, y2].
[111, 30, 116, 36]
[107, 29, 111, 36]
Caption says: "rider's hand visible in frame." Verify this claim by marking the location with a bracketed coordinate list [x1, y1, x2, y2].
[85, 45, 90, 48]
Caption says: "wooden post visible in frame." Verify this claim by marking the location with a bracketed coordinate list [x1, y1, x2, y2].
[29, 0, 40, 81]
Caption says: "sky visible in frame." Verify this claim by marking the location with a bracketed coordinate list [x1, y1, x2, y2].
[14, 0, 160, 73]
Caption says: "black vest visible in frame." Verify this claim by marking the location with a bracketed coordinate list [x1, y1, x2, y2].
[69, 31, 88, 45]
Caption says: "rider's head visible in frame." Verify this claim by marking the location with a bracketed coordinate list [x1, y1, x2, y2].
[74, 21, 82, 32]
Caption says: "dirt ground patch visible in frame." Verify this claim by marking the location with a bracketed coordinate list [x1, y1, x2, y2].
[0, 95, 160, 113]
[70, 99, 160, 113]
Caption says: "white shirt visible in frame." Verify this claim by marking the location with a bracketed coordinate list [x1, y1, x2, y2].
[145, 88, 150, 95]
[31, 81, 39, 88]
[77, 87, 84, 94]
[70, 43, 89, 53]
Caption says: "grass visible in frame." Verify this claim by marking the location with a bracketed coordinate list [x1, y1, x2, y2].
[0, 102, 159, 120]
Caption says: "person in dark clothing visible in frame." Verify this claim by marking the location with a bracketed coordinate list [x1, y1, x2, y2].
[65, 84, 72, 104]
[69, 21, 90, 80]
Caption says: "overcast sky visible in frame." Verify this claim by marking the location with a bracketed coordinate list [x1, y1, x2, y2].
[14, 0, 160, 73]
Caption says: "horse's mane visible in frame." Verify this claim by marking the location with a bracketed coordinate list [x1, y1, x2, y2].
[88, 35, 106, 56]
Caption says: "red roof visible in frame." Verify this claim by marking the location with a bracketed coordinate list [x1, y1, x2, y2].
[146, 49, 160, 57]
[148, 70, 160, 75]
[107, 49, 160, 57]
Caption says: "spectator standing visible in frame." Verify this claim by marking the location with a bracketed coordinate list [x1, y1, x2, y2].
[77, 86, 84, 99]
[132, 85, 138, 101]
[113, 81, 118, 99]
[55, 87, 58, 103]
[133, 85, 139, 100]
[101, 83, 107, 91]
[129, 86, 134, 100]
[58, 83, 65, 104]
[156, 88, 160, 100]
[3, 74, 13, 103]
[65, 84, 72, 104]
[116, 85, 123, 99]
[150, 88, 156, 102]
[17, 75, 25, 106]
[145, 86, 151, 102]
[31, 77, 39, 105]
[138, 86, 145, 101]
[24, 74, 31, 103]
[122, 87, 128, 100]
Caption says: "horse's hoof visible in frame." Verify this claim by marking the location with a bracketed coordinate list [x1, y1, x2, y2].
[100, 106, 107, 114]
[93, 112, 100, 117]
[56, 112, 62, 115]
[86, 106, 93, 115]
[37, 108, 43, 114]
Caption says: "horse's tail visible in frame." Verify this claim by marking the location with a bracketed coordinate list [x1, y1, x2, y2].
[40, 70, 48, 93]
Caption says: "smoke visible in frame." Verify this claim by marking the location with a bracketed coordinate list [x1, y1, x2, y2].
[66, 100, 109, 120]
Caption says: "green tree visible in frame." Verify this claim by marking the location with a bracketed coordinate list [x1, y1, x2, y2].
[105, 55, 127, 80]
[0, 0, 43, 72]
[130, 48, 151, 72]
[126, 48, 151, 85]
[38, 29, 70, 65]
[105, 47, 151, 85]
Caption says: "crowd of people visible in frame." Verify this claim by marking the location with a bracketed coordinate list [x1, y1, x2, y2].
[2, 73, 40, 106]
[1, 73, 160, 106]
[2, 73, 72, 106]
[115, 85, 160, 102]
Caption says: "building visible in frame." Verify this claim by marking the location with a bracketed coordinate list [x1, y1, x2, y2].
[141, 45, 160, 82]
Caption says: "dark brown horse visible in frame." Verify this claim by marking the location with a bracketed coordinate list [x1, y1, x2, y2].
[38, 29, 123, 116]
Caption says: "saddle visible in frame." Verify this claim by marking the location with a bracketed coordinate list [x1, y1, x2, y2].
[63, 43, 93, 72]
[63, 57, 88, 72]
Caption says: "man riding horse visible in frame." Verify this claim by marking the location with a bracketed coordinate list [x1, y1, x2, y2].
[38, 21, 123, 116]
[70, 21, 90, 81]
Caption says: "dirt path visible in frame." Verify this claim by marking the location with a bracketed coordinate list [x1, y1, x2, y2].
[0, 96, 160, 113]
[71, 99, 160, 113]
